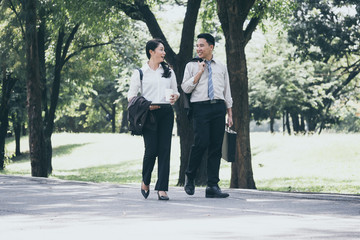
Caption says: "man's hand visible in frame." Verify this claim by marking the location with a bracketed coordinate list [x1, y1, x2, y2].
[193, 61, 205, 85]
[227, 115, 233, 128]
[198, 60, 205, 73]
[227, 108, 233, 128]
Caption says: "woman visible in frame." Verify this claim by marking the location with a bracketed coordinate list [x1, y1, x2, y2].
[128, 39, 179, 200]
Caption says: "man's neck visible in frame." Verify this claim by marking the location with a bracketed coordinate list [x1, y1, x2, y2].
[203, 54, 213, 61]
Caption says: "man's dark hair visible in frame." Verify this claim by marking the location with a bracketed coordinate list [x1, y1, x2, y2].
[197, 33, 215, 46]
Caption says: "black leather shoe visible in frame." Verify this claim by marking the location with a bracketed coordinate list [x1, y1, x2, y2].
[141, 182, 150, 199]
[157, 191, 169, 201]
[184, 175, 195, 195]
[205, 185, 229, 198]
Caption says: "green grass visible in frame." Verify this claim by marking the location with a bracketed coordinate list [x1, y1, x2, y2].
[1, 132, 360, 195]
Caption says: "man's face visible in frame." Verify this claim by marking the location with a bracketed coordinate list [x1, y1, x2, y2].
[196, 38, 213, 60]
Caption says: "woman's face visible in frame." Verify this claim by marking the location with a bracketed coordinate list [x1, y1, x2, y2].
[150, 43, 166, 63]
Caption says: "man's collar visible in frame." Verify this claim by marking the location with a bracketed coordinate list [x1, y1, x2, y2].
[205, 56, 219, 64]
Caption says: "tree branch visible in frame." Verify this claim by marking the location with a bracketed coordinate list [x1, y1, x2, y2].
[112, 0, 145, 21]
[174, 0, 186, 6]
[64, 40, 115, 64]
[7, 0, 26, 38]
[239, 0, 256, 24]
[178, 0, 201, 62]
[244, 17, 260, 46]
[134, 0, 177, 62]
[244, 0, 269, 46]
[60, 24, 80, 68]
[112, 0, 177, 65]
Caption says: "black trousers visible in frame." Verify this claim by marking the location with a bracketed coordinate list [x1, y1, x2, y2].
[185, 101, 226, 186]
[142, 106, 174, 191]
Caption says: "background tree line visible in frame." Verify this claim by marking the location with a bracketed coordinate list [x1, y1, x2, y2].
[1, 0, 359, 188]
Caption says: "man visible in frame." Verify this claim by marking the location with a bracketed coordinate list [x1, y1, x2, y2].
[181, 33, 233, 198]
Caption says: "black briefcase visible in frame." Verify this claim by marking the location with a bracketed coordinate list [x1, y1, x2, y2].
[222, 128, 237, 162]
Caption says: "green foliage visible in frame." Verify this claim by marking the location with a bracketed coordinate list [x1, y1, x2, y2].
[199, 0, 222, 41]
[285, 0, 360, 131]
[0, 0, 148, 134]
[0, 1, 27, 136]
[288, 0, 360, 62]
[54, 26, 145, 132]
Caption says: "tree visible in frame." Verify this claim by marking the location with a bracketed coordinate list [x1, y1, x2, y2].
[52, 31, 143, 133]
[10, 0, 135, 175]
[287, 0, 360, 132]
[23, 0, 47, 177]
[111, 0, 204, 185]
[248, 27, 322, 135]
[216, 0, 294, 188]
[0, 0, 28, 164]
[216, 0, 258, 188]
[0, 72, 17, 170]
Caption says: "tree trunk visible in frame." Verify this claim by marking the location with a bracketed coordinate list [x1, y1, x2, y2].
[111, 103, 116, 133]
[171, 0, 202, 186]
[115, 0, 202, 186]
[11, 112, 22, 156]
[282, 111, 286, 134]
[14, 119, 21, 156]
[300, 115, 305, 133]
[173, 67, 195, 186]
[23, 0, 47, 177]
[1, 59, 17, 169]
[0, 66, 8, 169]
[43, 24, 80, 175]
[290, 112, 300, 133]
[38, 6, 47, 119]
[22, 123, 27, 136]
[120, 98, 128, 133]
[0, 104, 9, 170]
[269, 108, 275, 133]
[285, 111, 291, 135]
[217, 0, 257, 189]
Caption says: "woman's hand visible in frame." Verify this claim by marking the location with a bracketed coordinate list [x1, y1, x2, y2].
[170, 94, 179, 105]
[149, 105, 160, 111]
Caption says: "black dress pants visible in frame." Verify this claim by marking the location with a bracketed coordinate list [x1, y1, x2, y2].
[142, 106, 174, 191]
[185, 101, 226, 186]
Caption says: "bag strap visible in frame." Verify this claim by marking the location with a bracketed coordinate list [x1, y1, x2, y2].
[137, 68, 143, 95]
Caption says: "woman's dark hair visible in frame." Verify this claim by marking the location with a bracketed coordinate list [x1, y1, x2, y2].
[145, 39, 171, 78]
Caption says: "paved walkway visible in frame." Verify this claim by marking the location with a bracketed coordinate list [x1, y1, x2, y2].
[0, 175, 359, 239]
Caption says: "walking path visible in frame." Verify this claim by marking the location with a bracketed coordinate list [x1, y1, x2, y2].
[1, 175, 359, 239]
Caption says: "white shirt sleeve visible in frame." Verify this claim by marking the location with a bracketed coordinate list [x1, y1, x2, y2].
[170, 69, 180, 97]
[181, 63, 197, 94]
[127, 69, 141, 101]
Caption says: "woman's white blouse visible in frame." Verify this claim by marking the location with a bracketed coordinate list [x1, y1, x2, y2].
[128, 64, 179, 104]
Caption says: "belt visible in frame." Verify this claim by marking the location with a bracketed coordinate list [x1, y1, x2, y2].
[192, 99, 224, 105]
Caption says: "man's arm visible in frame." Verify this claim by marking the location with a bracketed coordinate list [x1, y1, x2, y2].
[227, 108, 233, 127]
[181, 61, 205, 93]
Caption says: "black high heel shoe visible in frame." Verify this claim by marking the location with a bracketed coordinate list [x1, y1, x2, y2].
[157, 191, 169, 201]
[141, 182, 150, 199]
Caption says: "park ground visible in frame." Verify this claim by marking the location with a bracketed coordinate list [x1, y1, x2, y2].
[2, 132, 360, 194]
[1, 174, 359, 240]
